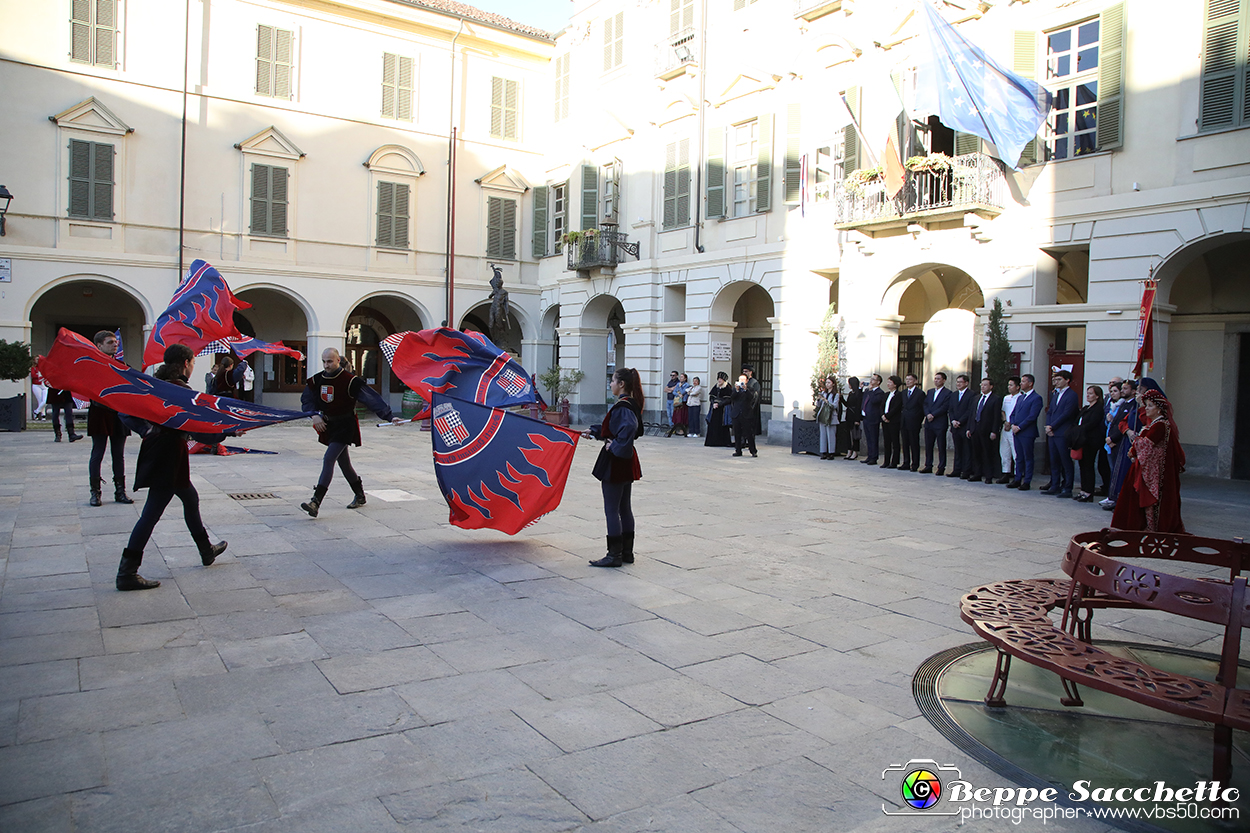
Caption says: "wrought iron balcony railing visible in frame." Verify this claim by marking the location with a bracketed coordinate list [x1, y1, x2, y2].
[566, 227, 640, 272]
[655, 27, 698, 79]
[834, 152, 1007, 232]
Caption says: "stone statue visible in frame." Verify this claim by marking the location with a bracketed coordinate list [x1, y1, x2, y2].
[488, 264, 510, 342]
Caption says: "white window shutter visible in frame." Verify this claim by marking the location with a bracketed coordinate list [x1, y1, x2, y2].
[397, 56, 414, 121]
[381, 53, 397, 119]
[274, 28, 293, 99]
[256, 25, 273, 96]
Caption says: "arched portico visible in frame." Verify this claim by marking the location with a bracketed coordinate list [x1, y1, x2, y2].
[233, 285, 315, 408]
[709, 281, 777, 433]
[28, 276, 150, 364]
[879, 264, 984, 384]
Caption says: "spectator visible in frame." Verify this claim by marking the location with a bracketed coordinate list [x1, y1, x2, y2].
[899, 373, 923, 471]
[87, 330, 133, 506]
[1111, 387, 1186, 533]
[921, 372, 951, 475]
[1007, 373, 1043, 490]
[1098, 376, 1123, 495]
[731, 368, 761, 458]
[664, 370, 679, 427]
[47, 386, 81, 443]
[1042, 369, 1078, 498]
[1072, 385, 1105, 502]
[668, 373, 690, 437]
[948, 374, 974, 479]
[860, 373, 886, 465]
[967, 377, 1002, 483]
[815, 375, 841, 460]
[30, 367, 48, 420]
[880, 375, 903, 469]
[211, 354, 246, 398]
[704, 372, 734, 448]
[842, 376, 862, 461]
[686, 376, 704, 438]
[997, 376, 1021, 483]
[240, 359, 255, 403]
[1102, 379, 1140, 510]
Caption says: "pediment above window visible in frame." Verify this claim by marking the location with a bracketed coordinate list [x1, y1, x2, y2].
[49, 97, 133, 136]
[814, 37, 862, 68]
[652, 93, 698, 127]
[233, 126, 305, 160]
[714, 72, 781, 107]
[474, 166, 529, 193]
[365, 145, 425, 177]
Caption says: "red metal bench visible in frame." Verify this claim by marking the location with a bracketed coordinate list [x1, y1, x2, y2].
[960, 530, 1250, 781]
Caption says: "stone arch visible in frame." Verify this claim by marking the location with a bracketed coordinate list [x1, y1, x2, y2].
[233, 282, 318, 333]
[879, 263, 984, 382]
[26, 273, 153, 324]
[458, 300, 530, 355]
[27, 274, 151, 361]
[341, 291, 430, 335]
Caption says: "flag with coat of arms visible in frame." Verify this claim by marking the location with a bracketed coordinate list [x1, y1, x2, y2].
[379, 328, 536, 419]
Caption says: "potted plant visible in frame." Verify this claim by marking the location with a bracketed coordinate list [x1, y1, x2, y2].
[904, 152, 954, 174]
[537, 365, 585, 425]
[844, 166, 883, 195]
[0, 339, 34, 432]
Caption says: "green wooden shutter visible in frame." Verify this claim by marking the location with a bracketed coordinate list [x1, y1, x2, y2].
[1097, 2, 1126, 150]
[94, 0, 115, 67]
[377, 181, 394, 247]
[270, 166, 288, 236]
[675, 138, 691, 227]
[955, 132, 983, 155]
[486, 196, 502, 258]
[1200, 0, 1247, 130]
[397, 56, 414, 121]
[532, 184, 548, 257]
[581, 164, 598, 231]
[250, 163, 269, 234]
[256, 25, 273, 95]
[68, 139, 92, 218]
[394, 183, 410, 248]
[756, 113, 773, 213]
[92, 141, 113, 221]
[663, 141, 678, 228]
[381, 53, 397, 118]
[71, 0, 91, 62]
[1013, 31, 1041, 164]
[843, 86, 860, 175]
[706, 126, 725, 219]
[274, 28, 293, 99]
[503, 78, 518, 140]
[784, 103, 802, 204]
[501, 198, 517, 260]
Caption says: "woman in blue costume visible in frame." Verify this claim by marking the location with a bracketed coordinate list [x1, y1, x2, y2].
[583, 367, 644, 568]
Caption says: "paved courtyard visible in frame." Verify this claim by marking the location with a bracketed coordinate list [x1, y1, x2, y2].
[1, 422, 1247, 832]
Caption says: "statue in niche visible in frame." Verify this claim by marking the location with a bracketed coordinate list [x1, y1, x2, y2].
[488, 263, 510, 344]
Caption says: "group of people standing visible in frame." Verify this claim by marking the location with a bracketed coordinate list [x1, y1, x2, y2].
[810, 369, 1186, 533]
[667, 365, 764, 457]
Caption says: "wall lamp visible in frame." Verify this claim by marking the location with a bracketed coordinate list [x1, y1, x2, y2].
[0, 185, 12, 236]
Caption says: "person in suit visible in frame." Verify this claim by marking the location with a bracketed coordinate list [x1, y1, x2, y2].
[859, 373, 886, 465]
[731, 367, 761, 458]
[921, 372, 951, 474]
[997, 376, 1021, 483]
[1006, 373, 1043, 490]
[898, 373, 924, 471]
[1042, 369, 1079, 497]
[880, 375, 903, 469]
[948, 374, 975, 479]
[967, 377, 1003, 483]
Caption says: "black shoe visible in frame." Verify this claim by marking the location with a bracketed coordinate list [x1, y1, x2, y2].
[1018, 483, 1031, 491]
[590, 535, 624, 568]
[984, 477, 995, 484]
[621, 531, 635, 564]
[935, 470, 944, 476]
[750, 451, 757, 457]
[68, 434, 83, 442]
[995, 475, 1012, 484]
[1075, 494, 1094, 503]
[946, 472, 960, 478]
[1056, 490, 1073, 499]
[116, 549, 159, 591]
[1006, 481, 1019, 489]
[198, 540, 227, 566]
[54, 434, 62, 442]
[1040, 488, 1057, 495]
[919, 467, 932, 474]
[732, 451, 743, 457]
[89, 491, 103, 507]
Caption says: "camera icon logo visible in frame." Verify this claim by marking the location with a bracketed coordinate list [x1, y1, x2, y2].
[882, 759, 962, 816]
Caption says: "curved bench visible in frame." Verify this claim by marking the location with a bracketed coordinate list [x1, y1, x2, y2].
[960, 530, 1250, 781]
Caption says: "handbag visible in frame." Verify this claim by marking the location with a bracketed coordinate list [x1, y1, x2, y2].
[1070, 448, 1084, 461]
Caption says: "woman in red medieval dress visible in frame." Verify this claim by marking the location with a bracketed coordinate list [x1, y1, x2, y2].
[1111, 388, 1185, 533]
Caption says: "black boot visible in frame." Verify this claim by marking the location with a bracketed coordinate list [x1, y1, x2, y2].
[114, 477, 134, 504]
[116, 548, 160, 591]
[301, 485, 328, 518]
[346, 478, 367, 509]
[194, 537, 228, 566]
[55, 431, 63, 442]
[621, 531, 635, 564]
[89, 478, 103, 507]
[589, 535, 625, 568]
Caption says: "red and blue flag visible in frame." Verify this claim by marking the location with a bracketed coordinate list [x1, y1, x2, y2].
[431, 393, 579, 535]
[40, 329, 306, 435]
[143, 259, 251, 366]
[197, 336, 305, 361]
[380, 328, 536, 419]
[113, 329, 125, 362]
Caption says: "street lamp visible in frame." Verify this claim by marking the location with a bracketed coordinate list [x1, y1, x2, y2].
[0, 185, 12, 236]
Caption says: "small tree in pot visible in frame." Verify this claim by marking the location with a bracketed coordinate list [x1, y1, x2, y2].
[0, 340, 35, 431]
[537, 365, 585, 424]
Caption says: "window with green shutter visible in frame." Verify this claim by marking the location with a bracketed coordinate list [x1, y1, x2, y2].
[1034, 5, 1125, 161]
[705, 126, 725, 219]
[755, 113, 773, 213]
[842, 87, 861, 177]
[376, 181, 410, 249]
[382, 53, 415, 121]
[603, 12, 624, 72]
[68, 139, 114, 221]
[250, 163, 288, 237]
[552, 182, 567, 252]
[1201, 0, 1250, 131]
[256, 25, 294, 99]
[580, 164, 599, 231]
[784, 104, 802, 204]
[663, 139, 691, 229]
[71, 0, 117, 68]
[490, 77, 519, 140]
[532, 185, 548, 258]
[486, 196, 517, 260]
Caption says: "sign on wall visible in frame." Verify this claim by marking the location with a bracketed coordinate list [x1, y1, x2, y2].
[0, 258, 10, 282]
[711, 341, 731, 361]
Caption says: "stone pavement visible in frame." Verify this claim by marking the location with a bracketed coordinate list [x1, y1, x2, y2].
[0, 423, 1246, 833]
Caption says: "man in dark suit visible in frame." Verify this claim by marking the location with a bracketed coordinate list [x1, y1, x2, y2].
[859, 373, 886, 465]
[967, 377, 1002, 483]
[1042, 369, 1078, 497]
[731, 366, 762, 458]
[898, 373, 924, 471]
[947, 373, 975, 479]
[1007, 373, 1043, 490]
[880, 375, 903, 469]
[921, 371, 951, 474]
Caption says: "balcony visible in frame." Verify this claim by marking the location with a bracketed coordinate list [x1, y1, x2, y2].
[794, 0, 848, 21]
[565, 227, 640, 272]
[833, 152, 1007, 235]
[655, 27, 698, 80]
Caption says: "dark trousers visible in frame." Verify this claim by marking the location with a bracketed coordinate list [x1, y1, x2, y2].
[126, 484, 207, 556]
[1078, 446, 1098, 494]
[89, 428, 127, 484]
[950, 428, 969, 475]
[1013, 432, 1037, 485]
[882, 420, 900, 467]
[1097, 444, 1111, 491]
[51, 404, 76, 437]
[861, 420, 880, 462]
[971, 431, 1001, 481]
[733, 417, 757, 454]
[601, 480, 634, 537]
[924, 422, 948, 471]
[901, 420, 921, 469]
[687, 405, 701, 437]
[1046, 432, 1074, 491]
[318, 442, 360, 488]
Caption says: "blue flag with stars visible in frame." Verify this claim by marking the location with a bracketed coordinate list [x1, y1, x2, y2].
[913, 2, 1052, 168]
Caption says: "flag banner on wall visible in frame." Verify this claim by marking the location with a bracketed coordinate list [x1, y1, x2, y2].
[913, 2, 1052, 168]
[196, 336, 305, 361]
[1133, 280, 1157, 376]
[430, 393, 579, 535]
[143, 259, 252, 366]
[380, 328, 536, 419]
[40, 329, 307, 435]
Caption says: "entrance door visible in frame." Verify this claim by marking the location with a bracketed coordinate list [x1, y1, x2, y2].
[1235, 334, 1250, 480]
[741, 338, 773, 407]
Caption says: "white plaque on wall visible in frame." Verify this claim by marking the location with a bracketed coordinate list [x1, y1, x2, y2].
[711, 341, 732, 361]
[0, 258, 10, 282]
